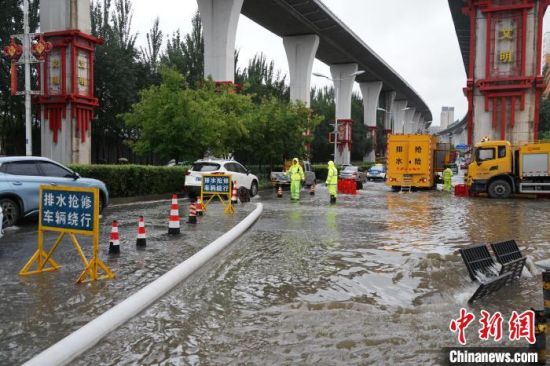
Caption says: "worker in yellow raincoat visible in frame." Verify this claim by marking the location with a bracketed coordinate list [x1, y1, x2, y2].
[443, 166, 453, 192]
[285, 158, 305, 200]
[326, 161, 338, 204]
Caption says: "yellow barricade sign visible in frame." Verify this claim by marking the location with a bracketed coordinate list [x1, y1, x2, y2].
[19, 185, 114, 283]
[201, 174, 235, 214]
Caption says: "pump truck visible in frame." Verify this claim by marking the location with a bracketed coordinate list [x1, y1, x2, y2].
[386, 134, 454, 191]
[466, 140, 550, 198]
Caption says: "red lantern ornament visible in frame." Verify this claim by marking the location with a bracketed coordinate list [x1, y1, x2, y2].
[31, 35, 52, 61]
[2, 38, 23, 62]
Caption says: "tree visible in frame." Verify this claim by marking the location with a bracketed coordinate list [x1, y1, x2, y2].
[141, 17, 163, 76]
[161, 11, 204, 88]
[236, 53, 289, 103]
[125, 68, 253, 162]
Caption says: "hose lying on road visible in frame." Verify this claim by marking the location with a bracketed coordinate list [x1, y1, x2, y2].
[24, 203, 264, 366]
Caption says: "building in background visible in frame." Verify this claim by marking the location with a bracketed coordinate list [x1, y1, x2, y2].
[440, 106, 455, 130]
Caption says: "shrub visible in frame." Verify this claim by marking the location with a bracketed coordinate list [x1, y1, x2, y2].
[68, 164, 188, 198]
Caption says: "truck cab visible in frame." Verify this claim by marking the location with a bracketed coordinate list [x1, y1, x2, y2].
[466, 140, 514, 198]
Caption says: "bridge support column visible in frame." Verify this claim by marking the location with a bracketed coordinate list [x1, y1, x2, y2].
[283, 35, 319, 107]
[38, 0, 99, 164]
[462, 0, 549, 145]
[197, 0, 243, 82]
[330, 63, 358, 165]
[403, 108, 416, 134]
[359, 81, 383, 162]
[392, 100, 408, 134]
[383, 91, 396, 133]
[412, 112, 421, 134]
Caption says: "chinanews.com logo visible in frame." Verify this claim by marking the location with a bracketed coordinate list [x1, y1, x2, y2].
[444, 308, 540, 365]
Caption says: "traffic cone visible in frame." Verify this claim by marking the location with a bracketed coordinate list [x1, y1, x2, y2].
[136, 216, 146, 247]
[187, 201, 197, 224]
[310, 184, 315, 196]
[168, 194, 180, 235]
[277, 186, 283, 198]
[196, 197, 204, 216]
[109, 220, 120, 254]
[231, 181, 238, 204]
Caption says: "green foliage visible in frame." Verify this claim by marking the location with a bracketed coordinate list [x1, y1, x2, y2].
[539, 96, 550, 139]
[69, 164, 187, 198]
[161, 11, 204, 88]
[236, 53, 289, 103]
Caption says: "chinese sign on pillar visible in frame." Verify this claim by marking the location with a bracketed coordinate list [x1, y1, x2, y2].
[336, 119, 352, 152]
[19, 185, 114, 283]
[491, 14, 521, 77]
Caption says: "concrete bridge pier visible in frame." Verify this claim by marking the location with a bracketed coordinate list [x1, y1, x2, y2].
[403, 108, 416, 134]
[383, 91, 396, 133]
[330, 63, 358, 165]
[359, 81, 383, 162]
[412, 112, 422, 134]
[392, 100, 408, 134]
[283, 35, 319, 107]
[197, 0, 244, 82]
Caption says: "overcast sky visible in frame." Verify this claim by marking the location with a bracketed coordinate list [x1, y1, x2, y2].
[129, 0, 550, 126]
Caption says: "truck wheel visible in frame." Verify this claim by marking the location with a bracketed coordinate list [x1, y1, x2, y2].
[391, 186, 401, 192]
[488, 179, 511, 199]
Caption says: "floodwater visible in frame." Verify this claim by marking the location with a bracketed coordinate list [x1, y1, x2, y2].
[1, 177, 550, 365]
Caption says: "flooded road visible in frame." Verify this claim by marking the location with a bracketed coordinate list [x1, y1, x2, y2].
[1, 179, 550, 365]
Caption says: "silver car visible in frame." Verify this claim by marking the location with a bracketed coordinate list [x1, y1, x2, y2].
[0, 156, 109, 227]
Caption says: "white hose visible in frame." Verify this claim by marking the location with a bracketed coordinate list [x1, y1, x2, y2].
[24, 203, 263, 366]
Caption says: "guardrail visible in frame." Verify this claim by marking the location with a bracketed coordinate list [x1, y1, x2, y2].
[24, 203, 264, 366]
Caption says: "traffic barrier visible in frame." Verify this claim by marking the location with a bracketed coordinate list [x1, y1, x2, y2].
[108, 220, 120, 254]
[136, 216, 146, 247]
[23, 203, 264, 366]
[454, 184, 469, 197]
[277, 186, 283, 198]
[187, 202, 197, 224]
[196, 197, 204, 216]
[529, 309, 546, 365]
[544, 271, 550, 317]
[309, 184, 315, 195]
[337, 178, 356, 195]
[231, 182, 238, 204]
[168, 194, 180, 235]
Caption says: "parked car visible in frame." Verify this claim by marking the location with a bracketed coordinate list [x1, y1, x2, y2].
[270, 159, 316, 188]
[0, 156, 109, 228]
[366, 164, 387, 182]
[184, 158, 259, 198]
[339, 165, 366, 189]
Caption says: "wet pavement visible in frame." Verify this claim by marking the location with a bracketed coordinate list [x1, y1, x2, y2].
[1, 175, 550, 365]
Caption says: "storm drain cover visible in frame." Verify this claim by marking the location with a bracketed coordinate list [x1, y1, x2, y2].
[499, 257, 526, 282]
[491, 240, 523, 265]
[459, 244, 497, 282]
[468, 273, 513, 304]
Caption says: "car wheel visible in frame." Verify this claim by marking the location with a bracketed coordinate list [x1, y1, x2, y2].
[488, 179, 511, 199]
[1, 198, 20, 228]
[250, 181, 259, 197]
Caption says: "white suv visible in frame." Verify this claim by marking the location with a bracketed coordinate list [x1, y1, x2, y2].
[184, 159, 259, 198]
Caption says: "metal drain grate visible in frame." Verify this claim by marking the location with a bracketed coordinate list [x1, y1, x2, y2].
[459, 244, 497, 282]
[491, 240, 523, 265]
[468, 273, 513, 304]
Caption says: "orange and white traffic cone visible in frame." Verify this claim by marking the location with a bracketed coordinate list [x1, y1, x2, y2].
[168, 194, 180, 235]
[196, 197, 204, 216]
[231, 181, 238, 204]
[310, 184, 315, 196]
[109, 220, 120, 254]
[187, 201, 197, 224]
[136, 216, 146, 247]
[277, 185, 283, 198]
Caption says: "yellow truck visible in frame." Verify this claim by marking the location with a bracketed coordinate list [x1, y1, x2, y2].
[466, 140, 550, 198]
[386, 134, 453, 191]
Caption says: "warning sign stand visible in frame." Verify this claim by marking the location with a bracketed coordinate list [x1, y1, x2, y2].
[200, 174, 235, 214]
[19, 185, 114, 283]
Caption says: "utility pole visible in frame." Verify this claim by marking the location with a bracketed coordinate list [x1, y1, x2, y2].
[2, 0, 50, 156]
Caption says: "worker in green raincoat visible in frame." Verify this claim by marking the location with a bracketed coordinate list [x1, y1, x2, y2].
[443, 165, 453, 192]
[326, 160, 338, 204]
[285, 158, 305, 200]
